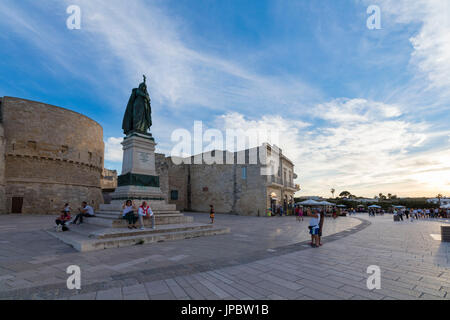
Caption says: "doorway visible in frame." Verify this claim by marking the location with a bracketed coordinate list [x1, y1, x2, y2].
[12, 197, 23, 214]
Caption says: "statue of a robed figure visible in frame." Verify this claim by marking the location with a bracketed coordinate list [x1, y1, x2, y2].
[122, 75, 152, 135]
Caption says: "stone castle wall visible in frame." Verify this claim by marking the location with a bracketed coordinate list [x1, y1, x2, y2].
[101, 168, 118, 191]
[0, 118, 6, 214]
[233, 165, 267, 216]
[1, 97, 104, 214]
[167, 158, 188, 211]
[155, 153, 169, 202]
[162, 157, 267, 216]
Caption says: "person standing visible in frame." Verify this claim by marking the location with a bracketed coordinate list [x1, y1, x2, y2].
[298, 206, 304, 222]
[122, 200, 137, 229]
[308, 208, 320, 248]
[318, 208, 325, 246]
[209, 205, 215, 224]
[138, 201, 155, 230]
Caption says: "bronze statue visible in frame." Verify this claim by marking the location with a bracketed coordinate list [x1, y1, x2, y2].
[122, 75, 152, 135]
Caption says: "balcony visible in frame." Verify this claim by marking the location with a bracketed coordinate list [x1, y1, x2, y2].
[268, 176, 300, 191]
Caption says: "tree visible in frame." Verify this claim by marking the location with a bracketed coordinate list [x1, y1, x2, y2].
[331, 188, 335, 198]
[437, 194, 443, 206]
[387, 193, 392, 200]
[339, 191, 351, 198]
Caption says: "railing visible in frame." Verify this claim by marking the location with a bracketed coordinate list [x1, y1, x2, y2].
[269, 176, 298, 189]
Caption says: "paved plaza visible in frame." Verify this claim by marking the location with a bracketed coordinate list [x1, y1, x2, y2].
[0, 213, 449, 300]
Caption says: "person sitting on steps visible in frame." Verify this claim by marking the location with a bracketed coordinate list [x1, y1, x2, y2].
[73, 201, 95, 225]
[138, 201, 155, 230]
[55, 208, 71, 232]
[122, 200, 137, 229]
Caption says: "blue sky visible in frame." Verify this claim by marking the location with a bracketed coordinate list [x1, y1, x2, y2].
[1, 0, 449, 197]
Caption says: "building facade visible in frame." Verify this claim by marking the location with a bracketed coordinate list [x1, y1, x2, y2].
[101, 168, 118, 204]
[157, 143, 300, 216]
[427, 198, 450, 206]
[0, 97, 104, 214]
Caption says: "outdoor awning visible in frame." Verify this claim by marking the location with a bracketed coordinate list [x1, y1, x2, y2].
[297, 199, 322, 206]
[317, 201, 335, 206]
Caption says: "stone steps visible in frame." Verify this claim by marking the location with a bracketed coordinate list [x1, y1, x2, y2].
[97, 210, 181, 217]
[94, 212, 184, 219]
[100, 202, 177, 211]
[85, 214, 194, 228]
[47, 223, 230, 252]
[91, 223, 215, 239]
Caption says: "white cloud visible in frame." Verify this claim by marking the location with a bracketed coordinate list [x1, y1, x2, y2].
[219, 98, 450, 197]
[312, 98, 402, 124]
[366, 0, 450, 91]
[104, 137, 123, 162]
[55, 0, 322, 113]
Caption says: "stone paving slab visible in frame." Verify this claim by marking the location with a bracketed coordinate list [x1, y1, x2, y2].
[0, 212, 362, 298]
[1, 213, 450, 300]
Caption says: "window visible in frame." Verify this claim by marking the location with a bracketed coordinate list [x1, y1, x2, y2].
[242, 167, 247, 180]
[27, 141, 37, 150]
[170, 190, 179, 201]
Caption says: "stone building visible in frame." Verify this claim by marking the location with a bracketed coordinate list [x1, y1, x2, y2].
[157, 143, 300, 216]
[101, 168, 118, 204]
[0, 97, 104, 214]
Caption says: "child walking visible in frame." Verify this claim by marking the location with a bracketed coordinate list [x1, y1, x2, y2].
[209, 205, 215, 224]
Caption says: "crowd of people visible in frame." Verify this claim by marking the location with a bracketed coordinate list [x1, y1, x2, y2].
[54, 200, 158, 232]
[393, 207, 449, 221]
[54, 201, 96, 232]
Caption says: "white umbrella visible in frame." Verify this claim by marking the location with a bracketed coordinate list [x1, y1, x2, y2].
[337, 204, 346, 208]
[368, 205, 381, 208]
[440, 204, 450, 209]
[318, 201, 335, 206]
[297, 199, 321, 206]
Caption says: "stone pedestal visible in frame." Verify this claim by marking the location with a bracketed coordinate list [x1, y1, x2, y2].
[92, 132, 185, 227]
[111, 133, 165, 202]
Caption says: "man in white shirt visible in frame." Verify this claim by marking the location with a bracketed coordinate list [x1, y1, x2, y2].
[73, 201, 95, 225]
[138, 201, 155, 230]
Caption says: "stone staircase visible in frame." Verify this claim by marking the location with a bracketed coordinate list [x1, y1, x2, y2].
[47, 221, 230, 252]
[48, 200, 230, 252]
[86, 200, 194, 228]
